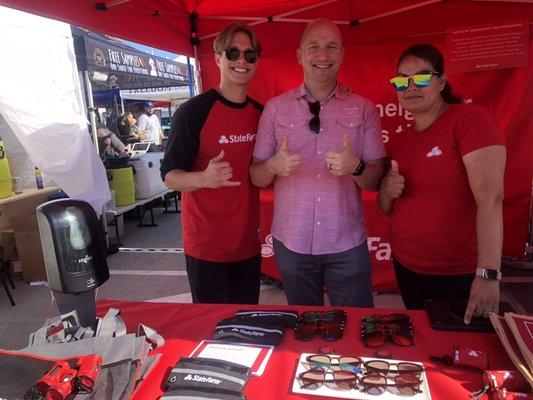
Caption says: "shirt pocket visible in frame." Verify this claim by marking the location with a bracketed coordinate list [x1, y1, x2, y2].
[336, 115, 363, 130]
[335, 115, 364, 156]
[275, 118, 311, 153]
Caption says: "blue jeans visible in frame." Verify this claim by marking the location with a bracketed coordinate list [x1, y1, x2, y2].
[273, 238, 373, 307]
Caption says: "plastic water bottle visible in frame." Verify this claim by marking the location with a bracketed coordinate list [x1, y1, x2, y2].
[34, 167, 44, 189]
[0, 138, 13, 198]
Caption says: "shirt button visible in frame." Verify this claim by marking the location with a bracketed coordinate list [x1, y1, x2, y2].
[318, 151, 322, 155]
[320, 128, 324, 132]
[317, 221, 321, 226]
[290, 124, 294, 128]
[350, 123, 354, 127]
[318, 197, 322, 202]
[317, 174, 321, 178]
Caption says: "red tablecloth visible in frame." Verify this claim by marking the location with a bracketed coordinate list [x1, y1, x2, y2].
[97, 299, 514, 400]
[260, 189, 397, 293]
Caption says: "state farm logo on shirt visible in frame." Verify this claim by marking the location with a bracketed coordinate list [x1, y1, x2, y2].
[218, 133, 256, 144]
[426, 146, 443, 158]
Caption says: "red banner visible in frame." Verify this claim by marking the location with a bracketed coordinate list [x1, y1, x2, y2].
[446, 20, 529, 73]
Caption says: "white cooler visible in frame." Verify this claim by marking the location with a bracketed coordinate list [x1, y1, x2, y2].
[130, 152, 168, 198]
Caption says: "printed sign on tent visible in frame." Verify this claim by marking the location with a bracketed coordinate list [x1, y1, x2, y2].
[446, 20, 529, 73]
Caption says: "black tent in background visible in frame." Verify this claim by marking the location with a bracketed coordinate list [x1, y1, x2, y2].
[71, 27, 193, 139]
[72, 27, 190, 90]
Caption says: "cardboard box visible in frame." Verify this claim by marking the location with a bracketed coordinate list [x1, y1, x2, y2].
[10, 215, 47, 282]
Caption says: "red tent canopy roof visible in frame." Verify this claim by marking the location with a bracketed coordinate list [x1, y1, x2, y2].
[0, 0, 531, 57]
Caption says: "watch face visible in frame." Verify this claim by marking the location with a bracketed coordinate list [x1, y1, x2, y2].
[484, 269, 499, 280]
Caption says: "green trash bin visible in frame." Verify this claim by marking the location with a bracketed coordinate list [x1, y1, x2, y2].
[107, 166, 135, 206]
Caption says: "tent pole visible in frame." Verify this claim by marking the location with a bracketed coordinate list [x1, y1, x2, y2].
[190, 12, 203, 94]
[84, 71, 100, 155]
[194, 46, 203, 94]
[186, 56, 195, 98]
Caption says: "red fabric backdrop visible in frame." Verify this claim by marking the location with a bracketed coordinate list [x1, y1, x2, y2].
[201, 33, 533, 263]
[0, 0, 531, 289]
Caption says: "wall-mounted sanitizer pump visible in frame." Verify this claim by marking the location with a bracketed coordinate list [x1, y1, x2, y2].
[36, 199, 109, 327]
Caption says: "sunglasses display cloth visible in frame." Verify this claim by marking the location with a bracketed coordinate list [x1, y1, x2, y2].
[213, 317, 285, 346]
[291, 353, 432, 400]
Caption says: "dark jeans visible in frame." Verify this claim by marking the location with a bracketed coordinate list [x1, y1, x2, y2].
[185, 254, 261, 304]
[392, 256, 475, 310]
[273, 238, 373, 307]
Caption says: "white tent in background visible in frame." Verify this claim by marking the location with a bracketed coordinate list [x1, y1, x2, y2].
[0, 6, 110, 212]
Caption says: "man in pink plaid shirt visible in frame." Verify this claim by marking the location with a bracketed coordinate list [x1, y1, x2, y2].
[250, 19, 386, 306]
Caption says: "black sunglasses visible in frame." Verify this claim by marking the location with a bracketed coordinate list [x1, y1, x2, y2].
[308, 101, 320, 134]
[224, 47, 259, 63]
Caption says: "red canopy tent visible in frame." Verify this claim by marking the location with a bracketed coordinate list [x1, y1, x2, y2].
[1, 0, 532, 289]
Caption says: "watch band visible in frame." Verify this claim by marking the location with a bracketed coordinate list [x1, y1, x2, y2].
[475, 267, 502, 281]
[351, 160, 366, 176]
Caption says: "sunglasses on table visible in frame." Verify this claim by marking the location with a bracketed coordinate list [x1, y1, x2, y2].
[224, 47, 259, 63]
[389, 71, 440, 92]
[298, 368, 358, 391]
[360, 372, 423, 396]
[301, 310, 346, 323]
[362, 325, 414, 347]
[363, 313, 411, 323]
[364, 360, 424, 377]
[295, 319, 345, 342]
[298, 369, 423, 395]
[305, 354, 362, 373]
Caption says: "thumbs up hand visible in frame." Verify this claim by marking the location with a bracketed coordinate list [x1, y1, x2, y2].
[202, 150, 241, 188]
[325, 133, 360, 176]
[267, 136, 301, 177]
[381, 159, 404, 199]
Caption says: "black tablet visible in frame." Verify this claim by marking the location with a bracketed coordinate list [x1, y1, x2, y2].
[424, 299, 514, 333]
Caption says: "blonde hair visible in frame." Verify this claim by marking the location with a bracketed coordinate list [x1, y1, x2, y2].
[213, 23, 262, 56]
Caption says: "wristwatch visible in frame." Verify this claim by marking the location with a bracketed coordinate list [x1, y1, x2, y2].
[475, 267, 502, 281]
[350, 160, 366, 176]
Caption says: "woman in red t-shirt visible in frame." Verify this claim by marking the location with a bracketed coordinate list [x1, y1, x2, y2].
[378, 44, 506, 324]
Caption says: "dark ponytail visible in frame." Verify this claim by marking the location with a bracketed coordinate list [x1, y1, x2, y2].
[397, 44, 463, 104]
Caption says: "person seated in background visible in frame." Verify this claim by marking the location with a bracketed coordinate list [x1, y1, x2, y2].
[377, 43, 506, 324]
[118, 112, 149, 142]
[97, 123, 130, 157]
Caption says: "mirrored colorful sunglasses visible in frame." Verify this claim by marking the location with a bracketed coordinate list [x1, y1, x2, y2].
[389, 72, 440, 91]
[306, 354, 362, 373]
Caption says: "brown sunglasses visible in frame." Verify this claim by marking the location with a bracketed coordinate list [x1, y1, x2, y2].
[298, 368, 358, 391]
[359, 372, 423, 396]
[364, 360, 424, 376]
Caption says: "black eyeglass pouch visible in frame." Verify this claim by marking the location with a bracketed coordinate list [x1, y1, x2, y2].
[233, 310, 299, 328]
[165, 357, 251, 393]
[160, 387, 246, 400]
[213, 317, 284, 346]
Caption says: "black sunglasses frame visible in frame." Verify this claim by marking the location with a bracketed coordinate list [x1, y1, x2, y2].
[308, 101, 321, 134]
[224, 47, 259, 63]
